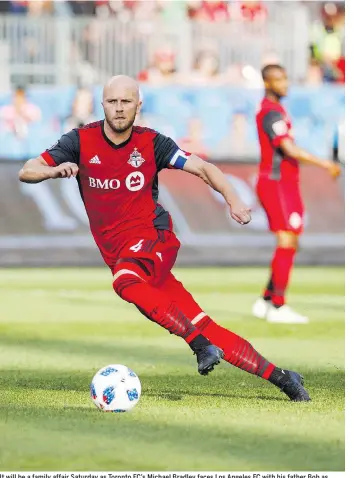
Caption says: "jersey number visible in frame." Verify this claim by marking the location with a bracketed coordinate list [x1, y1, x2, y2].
[129, 239, 144, 252]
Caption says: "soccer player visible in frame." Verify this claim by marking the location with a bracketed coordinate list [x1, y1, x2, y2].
[252, 65, 341, 324]
[19, 75, 310, 401]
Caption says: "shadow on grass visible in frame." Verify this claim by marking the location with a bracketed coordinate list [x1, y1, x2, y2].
[0, 401, 345, 472]
[0, 366, 345, 401]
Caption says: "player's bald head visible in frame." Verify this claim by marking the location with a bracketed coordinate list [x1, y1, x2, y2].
[103, 75, 140, 102]
[101, 75, 142, 134]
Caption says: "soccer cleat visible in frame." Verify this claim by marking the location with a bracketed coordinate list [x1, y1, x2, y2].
[252, 297, 272, 319]
[266, 305, 309, 324]
[195, 345, 224, 376]
[277, 370, 311, 402]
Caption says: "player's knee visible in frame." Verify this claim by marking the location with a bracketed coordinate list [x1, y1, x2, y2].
[277, 231, 299, 249]
[112, 260, 147, 300]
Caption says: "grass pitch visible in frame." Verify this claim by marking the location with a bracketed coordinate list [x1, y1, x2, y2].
[0, 267, 344, 471]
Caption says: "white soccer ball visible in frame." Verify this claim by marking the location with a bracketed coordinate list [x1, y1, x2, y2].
[90, 364, 141, 413]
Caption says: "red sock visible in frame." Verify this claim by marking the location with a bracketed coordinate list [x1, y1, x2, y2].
[197, 316, 275, 378]
[113, 271, 200, 344]
[270, 247, 296, 307]
[158, 273, 275, 379]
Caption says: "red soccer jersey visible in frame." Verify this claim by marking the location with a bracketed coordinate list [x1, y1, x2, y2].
[256, 97, 299, 182]
[41, 121, 190, 268]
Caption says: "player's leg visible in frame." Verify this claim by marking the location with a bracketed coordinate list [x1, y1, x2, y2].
[263, 230, 308, 323]
[158, 272, 310, 401]
[112, 232, 223, 375]
[254, 181, 308, 323]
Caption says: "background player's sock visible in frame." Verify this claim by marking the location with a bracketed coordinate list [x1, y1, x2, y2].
[269, 247, 296, 307]
[197, 316, 275, 379]
[113, 272, 209, 351]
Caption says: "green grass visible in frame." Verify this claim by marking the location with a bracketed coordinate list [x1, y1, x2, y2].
[0, 267, 344, 471]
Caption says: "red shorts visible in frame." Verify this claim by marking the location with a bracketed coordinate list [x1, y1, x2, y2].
[256, 179, 304, 234]
[111, 229, 180, 287]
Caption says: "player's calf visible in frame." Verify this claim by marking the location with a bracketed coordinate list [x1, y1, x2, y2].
[112, 262, 222, 375]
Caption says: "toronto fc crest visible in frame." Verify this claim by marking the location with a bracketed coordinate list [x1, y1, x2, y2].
[128, 148, 145, 168]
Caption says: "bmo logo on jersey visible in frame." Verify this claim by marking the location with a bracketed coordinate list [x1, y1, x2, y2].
[88, 172, 145, 192]
[126, 172, 145, 191]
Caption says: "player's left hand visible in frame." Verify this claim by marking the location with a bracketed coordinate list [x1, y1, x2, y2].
[230, 204, 252, 225]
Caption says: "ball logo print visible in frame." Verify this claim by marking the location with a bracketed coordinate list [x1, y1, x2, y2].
[126, 172, 144, 191]
[90, 383, 97, 400]
[127, 388, 139, 401]
[100, 366, 118, 376]
[103, 386, 115, 405]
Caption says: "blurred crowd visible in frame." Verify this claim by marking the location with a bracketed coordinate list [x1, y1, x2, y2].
[0, 1, 345, 85]
[0, 1, 345, 161]
[0, 81, 345, 161]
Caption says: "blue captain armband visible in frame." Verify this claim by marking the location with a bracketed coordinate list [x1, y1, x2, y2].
[168, 149, 190, 169]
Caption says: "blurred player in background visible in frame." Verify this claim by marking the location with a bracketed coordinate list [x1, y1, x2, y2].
[252, 64, 341, 324]
[18, 75, 310, 401]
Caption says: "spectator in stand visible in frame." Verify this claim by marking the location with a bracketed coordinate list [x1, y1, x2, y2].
[177, 117, 209, 160]
[138, 46, 177, 85]
[187, 49, 224, 86]
[229, 0, 267, 23]
[157, 0, 188, 25]
[63, 88, 96, 133]
[310, 2, 345, 83]
[133, 0, 160, 21]
[188, 0, 229, 22]
[8, 1, 27, 14]
[27, 0, 53, 15]
[0, 86, 41, 139]
[68, 0, 96, 15]
[212, 111, 255, 160]
[306, 59, 324, 85]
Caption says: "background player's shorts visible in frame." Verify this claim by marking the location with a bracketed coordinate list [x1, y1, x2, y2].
[111, 229, 180, 287]
[256, 179, 304, 234]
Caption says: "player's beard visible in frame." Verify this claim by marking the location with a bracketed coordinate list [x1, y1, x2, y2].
[106, 114, 136, 134]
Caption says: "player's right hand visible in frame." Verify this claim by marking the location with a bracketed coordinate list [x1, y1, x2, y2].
[323, 160, 341, 179]
[49, 162, 79, 179]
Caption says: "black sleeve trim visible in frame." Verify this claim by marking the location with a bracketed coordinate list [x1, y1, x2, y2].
[262, 111, 285, 140]
[45, 129, 80, 165]
[153, 133, 179, 172]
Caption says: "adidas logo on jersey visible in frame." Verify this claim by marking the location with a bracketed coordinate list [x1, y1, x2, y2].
[89, 155, 101, 164]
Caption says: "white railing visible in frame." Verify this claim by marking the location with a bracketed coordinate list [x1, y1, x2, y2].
[0, 3, 310, 87]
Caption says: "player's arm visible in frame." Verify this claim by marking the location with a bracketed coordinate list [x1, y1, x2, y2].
[263, 111, 341, 178]
[19, 156, 78, 183]
[279, 138, 340, 177]
[18, 130, 80, 184]
[154, 133, 251, 225]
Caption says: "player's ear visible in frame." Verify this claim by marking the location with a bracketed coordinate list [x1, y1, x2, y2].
[137, 101, 143, 115]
